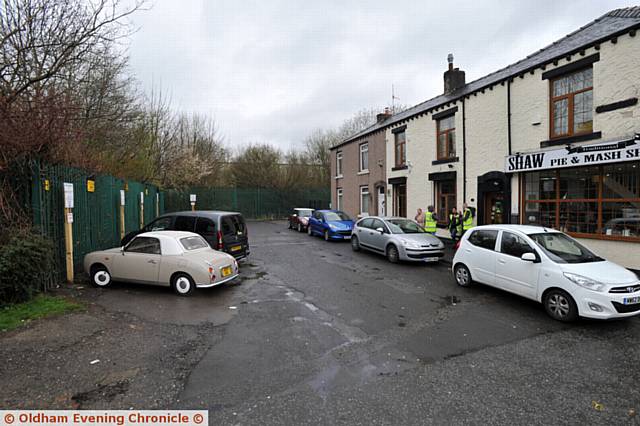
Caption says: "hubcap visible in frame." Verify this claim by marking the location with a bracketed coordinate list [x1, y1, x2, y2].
[389, 247, 398, 261]
[548, 294, 570, 317]
[352, 238, 358, 249]
[94, 271, 110, 286]
[456, 267, 468, 285]
[298, 224, 302, 232]
[176, 277, 191, 293]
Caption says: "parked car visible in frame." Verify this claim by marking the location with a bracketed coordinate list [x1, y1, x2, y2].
[307, 210, 354, 241]
[121, 211, 249, 260]
[84, 231, 239, 296]
[288, 208, 314, 232]
[351, 216, 444, 263]
[452, 224, 640, 322]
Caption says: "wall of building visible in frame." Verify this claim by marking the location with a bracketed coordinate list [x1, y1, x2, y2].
[331, 129, 386, 219]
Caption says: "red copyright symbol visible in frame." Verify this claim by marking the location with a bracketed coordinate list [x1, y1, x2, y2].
[4, 413, 15, 424]
[193, 414, 203, 424]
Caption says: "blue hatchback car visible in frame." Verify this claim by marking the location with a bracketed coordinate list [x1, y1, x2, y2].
[307, 210, 354, 241]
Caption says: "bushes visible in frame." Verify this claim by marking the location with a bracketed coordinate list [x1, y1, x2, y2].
[0, 231, 54, 307]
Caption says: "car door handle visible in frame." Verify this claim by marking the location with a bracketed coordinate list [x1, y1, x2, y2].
[147, 259, 157, 264]
[498, 259, 506, 264]
[465, 249, 471, 253]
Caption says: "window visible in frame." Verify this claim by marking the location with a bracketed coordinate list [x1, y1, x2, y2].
[336, 188, 343, 211]
[125, 237, 161, 254]
[359, 218, 374, 229]
[359, 143, 369, 172]
[144, 216, 172, 232]
[500, 232, 535, 258]
[180, 236, 208, 251]
[174, 216, 196, 232]
[336, 151, 343, 177]
[468, 230, 498, 251]
[436, 180, 457, 225]
[394, 131, 406, 167]
[195, 218, 216, 235]
[360, 186, 370, 215]
[437, 115, 456, 160]
[522, 163, 640, 240]
[550, 68, 593, 138]
[371, 218, 387, 232]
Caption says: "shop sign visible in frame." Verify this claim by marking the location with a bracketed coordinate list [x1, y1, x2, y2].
[505, 134, 639, 172]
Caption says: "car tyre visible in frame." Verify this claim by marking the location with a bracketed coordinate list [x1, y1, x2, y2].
[351, 235, 360, 251]
[386, 244, 399, 263]
[308, 226, 313, 236]
[172, 273, 195, 296]
[543, 289, 578, 322]
[324, 230, 330, 241]
[91, 265, 112, 288]
[297, 223, 303, 232]
[454, 264, 472, 287]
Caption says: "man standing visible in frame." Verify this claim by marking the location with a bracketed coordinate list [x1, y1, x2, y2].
[414, 208, 425, 228]
[449, 207, 461, 240]
[462, 203, 474, 235]
[425, 205, 437, 234]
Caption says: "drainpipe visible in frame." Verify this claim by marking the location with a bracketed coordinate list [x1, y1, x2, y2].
[462, 98, 467, 201]
[507, 79, 512, 155]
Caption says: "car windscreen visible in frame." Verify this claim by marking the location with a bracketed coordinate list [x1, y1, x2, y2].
[180, 236, 209, 251]
[387, 219, 425, 234]
[528, 232, 604, 264]
[295, 209, 313, 217]
[324, 211, 350, 221]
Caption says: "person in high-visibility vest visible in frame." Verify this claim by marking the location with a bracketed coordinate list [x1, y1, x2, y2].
[424, 205, 438, 234]
[462, 202, 474, 234]
[448, 207, 462, 240]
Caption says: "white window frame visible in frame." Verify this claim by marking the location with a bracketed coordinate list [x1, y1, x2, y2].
[360, 185, 370, 215]
[337, 188, 343, 211]
[359, 143, 369, 173]
[336, 151, 343, 177]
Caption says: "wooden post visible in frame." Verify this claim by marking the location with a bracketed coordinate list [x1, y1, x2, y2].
[119, 189, 126, 240]
[139, 192, 144, 229]
[63, 183, 74, 283]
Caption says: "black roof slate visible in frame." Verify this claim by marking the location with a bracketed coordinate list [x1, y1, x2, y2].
[333, 6, 640, 149]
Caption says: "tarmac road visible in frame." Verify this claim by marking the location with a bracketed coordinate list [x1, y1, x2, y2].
[2, 220, 640, 425]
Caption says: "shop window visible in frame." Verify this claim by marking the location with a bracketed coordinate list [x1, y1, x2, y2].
[522, 164, 640, 241]
[550, 68, 593, 138]
[395, 131, 406, 167]
[436, 115, 456, 160]
[436, 180, 456, 225]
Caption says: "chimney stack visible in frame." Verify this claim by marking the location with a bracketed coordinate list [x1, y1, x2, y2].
[444, 54, 465, 94]
[376, 107, 392, 123]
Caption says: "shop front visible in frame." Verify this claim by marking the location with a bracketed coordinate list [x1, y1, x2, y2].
[506, 135, 640, 244]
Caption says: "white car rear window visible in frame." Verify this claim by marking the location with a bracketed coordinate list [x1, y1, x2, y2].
[180, 236, 209, 250]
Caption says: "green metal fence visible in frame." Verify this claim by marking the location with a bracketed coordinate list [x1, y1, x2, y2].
[164, 187, 330, 219]
[30, 162, 163, 279]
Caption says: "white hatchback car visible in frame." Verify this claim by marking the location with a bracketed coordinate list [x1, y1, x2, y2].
[452, 225, 640, 322]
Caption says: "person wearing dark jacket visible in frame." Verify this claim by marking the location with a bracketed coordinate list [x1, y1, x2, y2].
[448, 207, 462, 240]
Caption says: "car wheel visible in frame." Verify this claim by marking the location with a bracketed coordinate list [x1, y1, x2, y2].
[386, 244, 399, 263]
[91, 265, 111, 288]
[324, 230, 330, 241]
[543, 289, 578, 322]
[297, 223, 302, 232]
[454, 264, 472, 287]
[351, 235, 360, 251]
[308, 226, 313, 236]
[172, 273, 195, 296]
[288, 221, 292, 229]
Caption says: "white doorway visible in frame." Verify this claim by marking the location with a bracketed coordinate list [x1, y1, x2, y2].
[378, 186, 386, 216]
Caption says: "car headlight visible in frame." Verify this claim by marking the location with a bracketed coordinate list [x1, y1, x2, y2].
[328, 224, 337, 230]
[400, 239, 420, 249]
[563, 272, 605, 292]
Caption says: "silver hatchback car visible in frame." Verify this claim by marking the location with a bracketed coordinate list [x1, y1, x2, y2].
[351, 216, 445, 263]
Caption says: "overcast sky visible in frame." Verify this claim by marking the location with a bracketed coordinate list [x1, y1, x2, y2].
[126, 0, 632, 151]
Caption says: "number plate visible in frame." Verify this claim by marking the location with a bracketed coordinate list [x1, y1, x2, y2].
[230, 245, 242, 252]
[343, 235, 351, 240]
[221, 266, 232, 277]
[425, 257, 439, 262]
[623, 296, 640, 305]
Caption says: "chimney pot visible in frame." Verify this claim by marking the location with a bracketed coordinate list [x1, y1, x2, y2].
[444, 54, 465, 94]
[376, 108, 393, 123]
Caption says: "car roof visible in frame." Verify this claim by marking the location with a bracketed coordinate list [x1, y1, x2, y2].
[138, 230, 201, 239]
[294, 207, 313, 210]
[161, 210, 242, 218]
[470, 224, 557, 235]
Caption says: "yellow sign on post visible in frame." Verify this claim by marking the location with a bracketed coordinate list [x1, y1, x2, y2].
[87, 179, 95, 192]
[44, 179, 50, 191]
[63, 183, 74, 283]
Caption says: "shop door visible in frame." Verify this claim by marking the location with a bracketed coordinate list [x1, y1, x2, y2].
[484, 192, 505, 225]
[394, 184, 407, 218]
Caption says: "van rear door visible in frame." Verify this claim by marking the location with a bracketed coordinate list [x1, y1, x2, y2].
[221, 215, 248, 257]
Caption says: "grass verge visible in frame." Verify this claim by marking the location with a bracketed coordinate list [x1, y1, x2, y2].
[0, 295, 83, 332]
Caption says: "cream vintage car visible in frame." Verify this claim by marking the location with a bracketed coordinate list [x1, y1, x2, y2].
[83, 231, 239, 295]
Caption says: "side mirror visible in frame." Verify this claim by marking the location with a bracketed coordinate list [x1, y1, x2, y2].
[375, 227, 385, 234]
[521, 252, 536, 262]
[120, 246, 125, 254]
[292, 214, 297, 217]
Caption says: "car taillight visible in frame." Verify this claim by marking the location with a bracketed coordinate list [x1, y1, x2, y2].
[208, 266, 216, 283]
[217, 230, 223, 249]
